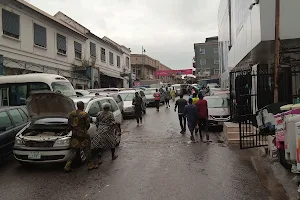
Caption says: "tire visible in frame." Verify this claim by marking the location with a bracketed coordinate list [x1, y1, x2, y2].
[279, 148, 292, 170]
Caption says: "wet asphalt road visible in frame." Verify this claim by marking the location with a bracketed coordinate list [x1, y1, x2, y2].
[0, 100, 282, 200]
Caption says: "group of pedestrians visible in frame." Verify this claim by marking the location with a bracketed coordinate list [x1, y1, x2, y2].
[64, 101, 118, 172]
[130, 86, 210, 143]
[175, 92, 210, 143]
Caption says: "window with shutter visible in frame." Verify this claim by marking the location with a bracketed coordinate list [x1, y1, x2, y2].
[34, 23, 47, 48]
[2, 9, 20, 39]
[117, 56, 120, 67]
[74, 41, 82, 59]
[109, 52, 114, 65]
[90, 42, 96, 58]
[101, 48, 106, 62]
[126, 57, 129, 67]
[57, 33, 67, 55]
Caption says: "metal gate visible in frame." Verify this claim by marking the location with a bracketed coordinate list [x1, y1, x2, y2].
[230, 65, 273, 149]
[230, 63, 300, 149]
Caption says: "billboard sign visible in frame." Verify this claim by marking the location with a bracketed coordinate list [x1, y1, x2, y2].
[155, 69, 193, 77]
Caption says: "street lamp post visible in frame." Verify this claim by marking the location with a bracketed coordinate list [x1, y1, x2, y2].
[142, 46, 146, 79]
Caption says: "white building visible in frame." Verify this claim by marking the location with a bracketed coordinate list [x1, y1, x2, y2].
[54, 12, 131, 88]
[218, 0, 300, 98]
[0, 0, 90, 88]
[219, 0, 300, 70]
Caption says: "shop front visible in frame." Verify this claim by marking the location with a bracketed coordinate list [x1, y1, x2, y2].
[100, 71, 124, 88]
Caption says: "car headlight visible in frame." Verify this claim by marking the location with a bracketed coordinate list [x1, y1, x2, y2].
[53, 137, 71, 147]
[15, 137, 24, 146]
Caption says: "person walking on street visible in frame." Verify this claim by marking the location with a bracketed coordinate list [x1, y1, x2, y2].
[175, 94, 188, 134]
[170, 87, 176, 101]
[195, 93, 211, 142]
[154, 89, 161, 111]
[64, 101, 97, 172]
[133, 92, 143, 126]
[165, 87, 171, 108]
[92, 102, 118, 166]
[184, 98, 199, 142]
[192, 92, 199, 104]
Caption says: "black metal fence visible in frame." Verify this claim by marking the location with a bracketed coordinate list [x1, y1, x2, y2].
[229, 64, 300, 149]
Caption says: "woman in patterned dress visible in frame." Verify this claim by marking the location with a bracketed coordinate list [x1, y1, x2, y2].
[91, 102, 118, 165]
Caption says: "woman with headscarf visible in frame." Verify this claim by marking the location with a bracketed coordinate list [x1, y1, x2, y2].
[132, 92, 143, 126]
[170, 87, 176, 101]
[91, 102, 118, 166]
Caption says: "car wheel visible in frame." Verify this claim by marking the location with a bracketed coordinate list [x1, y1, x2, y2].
[115, 125, 121, 147]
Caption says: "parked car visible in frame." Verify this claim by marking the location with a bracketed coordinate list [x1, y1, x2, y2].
[208, 88, 222, 96]
[13, 91, 122, 165]
[212, 90, 230, 98]
[85, 92, 124, 114]
[119, 90, 147, 117]
[88, 88, 120, 93]
[171, 84, 181, 96]
[144, 88, 165, 106]
[180, 84, 189, 95]
[0, 106, 29, 163]
[207, 83, 220, 89]
[75, 89, 90, 97]
[204, 96, 230, 128]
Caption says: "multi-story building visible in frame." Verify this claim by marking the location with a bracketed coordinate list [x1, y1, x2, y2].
[0, 0, 131, 89]
[194, 36, 219, 78]
[0, 0, 90, 88]
[130, 54, 174, 83]
[54, 12, 131, 88]
[130, 54, 158, 80]
[218, 0, 300, 102]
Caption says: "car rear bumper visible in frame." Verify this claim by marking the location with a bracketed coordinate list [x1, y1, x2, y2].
[122, 111, 135, 117]
[146, 101, 156, 106]
[13, 147, 71, 163]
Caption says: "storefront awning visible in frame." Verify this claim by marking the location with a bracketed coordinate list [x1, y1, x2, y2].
[100, 71, 124, 80]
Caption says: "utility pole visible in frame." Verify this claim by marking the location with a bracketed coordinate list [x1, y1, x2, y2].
[274, 0, 280, 103]
[142, 46, 146, 79]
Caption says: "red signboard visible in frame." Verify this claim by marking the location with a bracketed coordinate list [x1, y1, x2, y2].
[155, 69, 193, 77]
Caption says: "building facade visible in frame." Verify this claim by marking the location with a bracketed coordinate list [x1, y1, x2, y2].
[219, 0, 300, 71]
[0, 0, 90, 88]
[194, 36, 219, 78]
[54, 12, 131, 88]
[130, 54, 174, 83]
[218, 0, 300, 105]
[131, 54, 158, 81]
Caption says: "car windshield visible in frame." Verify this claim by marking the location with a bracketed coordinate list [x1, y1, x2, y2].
[206, 97, 228, 108]
[119, 93, 135, 101]
[144, 89, 156, 95]
[51, 82, 76, 97]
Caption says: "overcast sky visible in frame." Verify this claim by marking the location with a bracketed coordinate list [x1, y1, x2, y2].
[27, 0, 220, 69]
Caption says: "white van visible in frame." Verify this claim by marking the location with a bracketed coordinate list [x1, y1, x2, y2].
[0, 73, 76, 106]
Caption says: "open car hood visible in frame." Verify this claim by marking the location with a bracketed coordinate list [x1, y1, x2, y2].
[27, 91, 76, 119]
